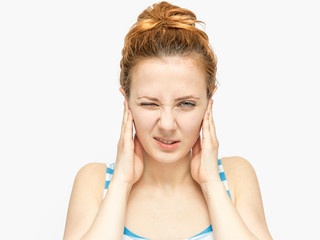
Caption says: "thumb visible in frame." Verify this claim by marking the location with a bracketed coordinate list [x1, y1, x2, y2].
[134, 134, 143, 158]
[192, 136, 201, 158]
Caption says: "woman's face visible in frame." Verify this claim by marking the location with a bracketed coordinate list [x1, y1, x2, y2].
[128, 56, 210, 163]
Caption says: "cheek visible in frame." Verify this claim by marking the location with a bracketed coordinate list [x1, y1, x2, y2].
[131, 109, 156, 134]
[177, 110, 205, 137]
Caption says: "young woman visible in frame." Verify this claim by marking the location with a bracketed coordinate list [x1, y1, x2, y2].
[63, 2, 273, 240]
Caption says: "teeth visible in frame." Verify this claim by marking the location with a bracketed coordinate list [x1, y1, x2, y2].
[156, 137, 175, 144]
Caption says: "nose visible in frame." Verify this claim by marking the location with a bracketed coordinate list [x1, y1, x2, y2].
[158, 108, 177, 132]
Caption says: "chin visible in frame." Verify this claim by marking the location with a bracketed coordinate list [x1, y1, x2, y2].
[145, 148, 190, 164]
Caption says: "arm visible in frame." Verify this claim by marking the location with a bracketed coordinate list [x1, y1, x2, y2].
[191, 100, 272, 239]
[201, 156, 273, 240]
[63, 100, 143, 240]
[63, 163, 132, 240]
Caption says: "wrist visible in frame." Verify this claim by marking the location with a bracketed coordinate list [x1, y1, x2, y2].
[109, 178, 133, 194]
[200, 179, 225, 196]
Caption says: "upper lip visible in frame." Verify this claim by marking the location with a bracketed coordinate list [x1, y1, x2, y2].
[154, 137, 179, 142]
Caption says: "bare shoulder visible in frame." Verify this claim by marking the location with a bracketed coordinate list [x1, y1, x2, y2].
[220, 156, 258, 203]
[74, 162, 107, 202]
[76, 162, 107, 183]
[63, 162, 106, 239]
[220, 156, 256, 181]
[220, 155, 254, 170]
[220, 156, 273, 239]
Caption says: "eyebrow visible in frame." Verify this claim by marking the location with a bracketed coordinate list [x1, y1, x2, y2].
[137, 95, 200, 101]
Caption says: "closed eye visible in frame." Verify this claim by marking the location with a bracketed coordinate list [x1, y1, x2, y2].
[140, 103, 158, 107]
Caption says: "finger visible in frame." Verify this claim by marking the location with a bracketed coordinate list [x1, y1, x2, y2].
[208, 99, 215, 138]
[122, 100, 128, 123]
[201, 100, 212, 147]
[123, 108, 134, 141]
[120, 99, 129, 138]
[208, 99, 219, 149]
[191, 136, 201, 158]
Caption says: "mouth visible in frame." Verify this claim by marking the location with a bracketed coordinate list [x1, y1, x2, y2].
[154, 137, 180, 150]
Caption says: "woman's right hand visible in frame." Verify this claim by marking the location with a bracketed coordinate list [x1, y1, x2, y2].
[112, 99, 144, 187]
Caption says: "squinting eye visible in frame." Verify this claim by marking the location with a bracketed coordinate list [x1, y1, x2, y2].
[140, 103, 158, 107]
[179, 102, 196, 108]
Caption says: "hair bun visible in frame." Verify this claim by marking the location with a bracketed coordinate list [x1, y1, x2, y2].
[137, 1, 201, 31]
[120, 1, 217, 98]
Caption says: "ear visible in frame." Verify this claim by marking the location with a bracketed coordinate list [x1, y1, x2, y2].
[209, 86, 218, 98]
[119, 87, 127, 98]
[120, 87, 132, 110]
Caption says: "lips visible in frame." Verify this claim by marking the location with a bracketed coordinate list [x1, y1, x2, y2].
[154, 137, 178, 144]
[154, 137, 180, 150]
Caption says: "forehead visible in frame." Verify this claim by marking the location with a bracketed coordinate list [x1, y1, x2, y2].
[130, 56, 207, 98]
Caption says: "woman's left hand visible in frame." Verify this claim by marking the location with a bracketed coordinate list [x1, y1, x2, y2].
[190, 99, 220, 185]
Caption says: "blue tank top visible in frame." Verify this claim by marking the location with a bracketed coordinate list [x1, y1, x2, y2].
[103, 159, 232, 240]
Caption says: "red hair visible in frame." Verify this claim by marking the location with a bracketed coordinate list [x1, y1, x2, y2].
[120, 1, 217, 98]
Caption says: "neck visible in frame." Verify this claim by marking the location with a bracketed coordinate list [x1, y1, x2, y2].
[139, 151, 194, 193]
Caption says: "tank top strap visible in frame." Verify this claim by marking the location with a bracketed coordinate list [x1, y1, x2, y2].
[217, 159, 232, 200]
[103, 162, 115, 199]
[104, 159, 231, 200]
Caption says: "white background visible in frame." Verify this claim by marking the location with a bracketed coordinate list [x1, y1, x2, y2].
[0, 0, 319, 239]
